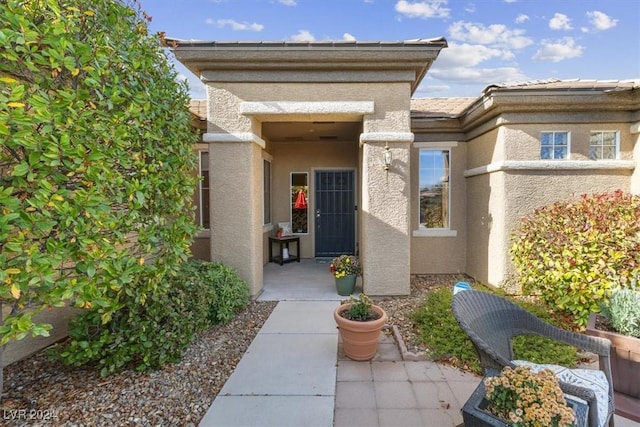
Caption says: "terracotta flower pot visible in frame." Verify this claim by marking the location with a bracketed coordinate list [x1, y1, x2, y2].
[334, 303, 387, 361]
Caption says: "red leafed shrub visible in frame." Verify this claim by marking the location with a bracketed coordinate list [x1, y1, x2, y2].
[510, 190, 640, 327]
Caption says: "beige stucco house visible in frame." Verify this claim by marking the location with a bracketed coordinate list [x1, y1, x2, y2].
[170, 38, 640, 297]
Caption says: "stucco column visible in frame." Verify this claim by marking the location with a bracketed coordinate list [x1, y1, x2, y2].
[360, 132, 413, 295]
[205, 132, 264, 297]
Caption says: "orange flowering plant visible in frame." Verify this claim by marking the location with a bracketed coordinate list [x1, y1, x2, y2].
[484, 366, 575, 427]
[329, 255, 362, 278]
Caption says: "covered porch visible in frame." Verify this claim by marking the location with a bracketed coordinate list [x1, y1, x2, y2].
[170, 38, 448, 298]
[259, 258, 360, 301]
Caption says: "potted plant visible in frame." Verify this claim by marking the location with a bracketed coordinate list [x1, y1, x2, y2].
[333, 294, 387, 361]
[586, 280, 640, 421]
[462, 366, 578, 427]
[329, 254, 362, 296]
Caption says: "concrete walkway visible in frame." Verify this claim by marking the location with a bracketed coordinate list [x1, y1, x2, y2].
[199, 300, 480, 427]
[199, 301, 340, 426]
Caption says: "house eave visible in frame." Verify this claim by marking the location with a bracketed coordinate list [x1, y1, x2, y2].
[459, 87, 640, 131]
[166, 38, 448, 95]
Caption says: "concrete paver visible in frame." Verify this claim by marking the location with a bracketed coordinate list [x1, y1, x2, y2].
[335, 334, 479, 427]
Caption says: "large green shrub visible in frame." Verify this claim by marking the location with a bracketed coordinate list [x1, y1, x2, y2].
[0, 0, 198, 345]
[53, 261, 250, 374]
[510, 191, 640, 327]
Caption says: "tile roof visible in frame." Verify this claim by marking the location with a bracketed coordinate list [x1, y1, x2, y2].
[166, 38, 448, 49]
[189, 99, 207, 120]
[410, 97, 477, 119]
[483, 78, 640, 93]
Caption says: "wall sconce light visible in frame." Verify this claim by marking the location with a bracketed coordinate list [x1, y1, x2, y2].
[383, 142, 392, 172]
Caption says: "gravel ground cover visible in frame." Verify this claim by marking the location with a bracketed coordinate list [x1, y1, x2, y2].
[1, 275, 464, 426]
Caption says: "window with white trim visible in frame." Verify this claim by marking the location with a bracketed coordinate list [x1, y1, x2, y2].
[419, 149, 450, 229]
[263, 158, 271, 225]
[540, 131, 569, 159]
[199, 151, 210, 229]
[589, 131, 619, 160]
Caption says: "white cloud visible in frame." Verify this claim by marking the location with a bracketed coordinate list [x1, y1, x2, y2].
[207, 19, 264, 31]
[515, 14, 529, 24]
[448, 21, 533, 50]
[291, 30, 316, 42]
[465, 3, 476, 13]
[533, 37, 584, 62]
[429, 65, 527, 84]
[413, 83, 451, 96]
[278, 0, 297, 5]
[504, 0, 517, 3]
[436, 42, 504, 68]
[586, 11, 618, 31]
[395, 0, 450, 19]
[549, 13, 573, 31]
[343, 33, 356, 41]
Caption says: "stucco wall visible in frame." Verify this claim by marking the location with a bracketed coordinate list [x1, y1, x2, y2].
[209, 139, 264, 296]
[361, 140, 411, 295]
[208, 82, 410, 133]
[464, 173, 493, 284]
[466, 128, 500, 169]
[360, 84, 413, 296]
[501, 120, 636, 161]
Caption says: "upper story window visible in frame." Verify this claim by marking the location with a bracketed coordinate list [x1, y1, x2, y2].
[263, 158, 272, 226]
[419, 149, 450, 229]
[540, 131, 569, 159]
[199, 151, 210, 229]
[590, 131, 619, 160]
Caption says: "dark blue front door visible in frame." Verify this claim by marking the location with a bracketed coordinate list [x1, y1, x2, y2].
[314, 170, 355, 257]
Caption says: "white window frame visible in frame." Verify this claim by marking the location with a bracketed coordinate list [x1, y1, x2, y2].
[540, 131, 570, 160]
[413, 142, 457, 237]
[589, 130, 619, 160]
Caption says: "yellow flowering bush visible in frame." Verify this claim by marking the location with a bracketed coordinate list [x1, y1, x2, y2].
[484, 366, 575, 427]
[329, 255, 362, 278]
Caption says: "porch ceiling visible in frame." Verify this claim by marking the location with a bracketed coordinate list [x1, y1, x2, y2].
[262, 121, 361, 142]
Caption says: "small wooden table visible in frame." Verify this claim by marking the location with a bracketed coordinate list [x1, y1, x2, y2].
[268, 236, 301, 265]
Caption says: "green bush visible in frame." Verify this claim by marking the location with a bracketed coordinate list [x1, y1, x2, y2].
[52, 261, 249, 375]
[411, 287, 577, 375]
[510, 190, 640, 327]
[181, 260, 250, 324]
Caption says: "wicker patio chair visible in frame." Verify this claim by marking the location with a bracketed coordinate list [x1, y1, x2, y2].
[452, 290, 615, 427]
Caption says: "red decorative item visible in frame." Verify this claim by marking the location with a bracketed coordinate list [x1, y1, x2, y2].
[294, 190, 307, 209]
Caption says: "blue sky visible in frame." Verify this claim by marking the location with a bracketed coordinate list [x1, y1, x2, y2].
[139, 0, 640, 99]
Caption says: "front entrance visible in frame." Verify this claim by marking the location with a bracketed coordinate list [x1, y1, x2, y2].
[314, 170, 356, 257]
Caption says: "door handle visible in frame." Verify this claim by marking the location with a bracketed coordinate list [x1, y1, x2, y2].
[316, 209, 321, 218]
